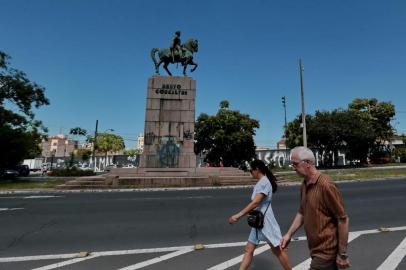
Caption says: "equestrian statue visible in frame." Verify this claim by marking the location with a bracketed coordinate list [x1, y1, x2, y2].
[151, 31, 198, 76]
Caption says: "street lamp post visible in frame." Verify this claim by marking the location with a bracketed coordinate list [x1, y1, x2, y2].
[282, 96, 287, 133]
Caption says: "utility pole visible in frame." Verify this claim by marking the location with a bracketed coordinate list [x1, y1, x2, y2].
[282, 96, 287, 133]
[93, 120, 98, 172]
[299, 59, 307, 147]
[282, 96, 289, 165]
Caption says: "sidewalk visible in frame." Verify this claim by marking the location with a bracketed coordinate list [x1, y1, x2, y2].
[1, 165, 406, 194]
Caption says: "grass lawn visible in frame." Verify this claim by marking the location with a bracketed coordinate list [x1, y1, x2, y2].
[0, 179, 65, 190]
[280, 168, 406, 182]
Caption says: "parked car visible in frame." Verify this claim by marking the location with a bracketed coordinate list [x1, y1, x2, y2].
[0, 169, 19, 179]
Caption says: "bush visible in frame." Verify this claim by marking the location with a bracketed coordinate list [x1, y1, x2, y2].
[49, 168, 95, 177]
[394, 148, 406, 163]
[266, 159, 276, 170]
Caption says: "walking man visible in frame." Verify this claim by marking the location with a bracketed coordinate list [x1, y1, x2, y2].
[281, 146, 350, 269]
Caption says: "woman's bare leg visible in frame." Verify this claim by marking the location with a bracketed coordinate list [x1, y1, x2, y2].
[239, 242, 256, 270]
[270, 244, 292, 270]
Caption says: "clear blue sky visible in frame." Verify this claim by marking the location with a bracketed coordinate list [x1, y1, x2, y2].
[2, 0, 406, 148]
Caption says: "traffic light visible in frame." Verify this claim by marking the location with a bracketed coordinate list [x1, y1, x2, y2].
[282, 96, 286, 105]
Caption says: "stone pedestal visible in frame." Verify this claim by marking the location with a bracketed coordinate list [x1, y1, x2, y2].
[58, 76, 255, 190]
[139, 76, 196, 168]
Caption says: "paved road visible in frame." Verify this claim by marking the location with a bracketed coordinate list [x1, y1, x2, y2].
[1, 178, 406, 269]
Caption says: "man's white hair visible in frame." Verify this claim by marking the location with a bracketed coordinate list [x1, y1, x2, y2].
[291, 146, 315, 164]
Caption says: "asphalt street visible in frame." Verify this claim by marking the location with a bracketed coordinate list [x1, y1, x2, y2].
[1, 178, 406, 269]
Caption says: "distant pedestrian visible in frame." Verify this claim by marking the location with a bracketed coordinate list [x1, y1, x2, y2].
[281, 146, 350, 269]
[41, 165, 47, 176]
[228, 159, 292, 270]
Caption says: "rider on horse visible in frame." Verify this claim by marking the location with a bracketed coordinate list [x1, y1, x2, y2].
[170, 31, 182, 63]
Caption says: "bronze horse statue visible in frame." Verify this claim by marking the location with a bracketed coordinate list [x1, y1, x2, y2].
[151, 38, 198, 76]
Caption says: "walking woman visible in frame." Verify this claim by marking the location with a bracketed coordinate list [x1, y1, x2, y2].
[228, 159, 292, 270]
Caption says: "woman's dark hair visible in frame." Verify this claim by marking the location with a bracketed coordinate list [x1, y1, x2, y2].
[250, 159, 278, 193]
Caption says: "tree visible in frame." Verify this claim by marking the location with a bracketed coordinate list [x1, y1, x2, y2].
[95, 132, 125, 167]
[0, 51, 49, 171]
[195, 101, 259, 168]
[349, 98, 395, 142]
[75, 149, 92, 161]
[69, 127, 87, 137]
[308, 110, 376, 166]
[349, 98, 395, 162]
[284, 98, 393, 165]
[285, 114, 314, 149]
[219, 100, 229, 109]
[123, 149, 142, 155]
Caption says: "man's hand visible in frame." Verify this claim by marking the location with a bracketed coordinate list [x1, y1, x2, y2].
[280, 233, 291, 249]
[336, 255, 350, 269]
[228, 214, 239, 224]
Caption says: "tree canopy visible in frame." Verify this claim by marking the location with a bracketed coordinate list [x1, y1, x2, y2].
[69, 127, 87, 137]
[96, 133, 125, 156]
[285, 98, 396, 165]
[194, 101, 259, 168]
[123, 149, 142, 155]
[0, 51, 49, 170]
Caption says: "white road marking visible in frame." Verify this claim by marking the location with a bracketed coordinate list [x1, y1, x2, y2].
[1, 226, 405, 266]
[207, 244, 270, 270]
[92, 245, 195, 256]
[23, 195, 63, 199]
[376, 236, 406, 270]
[0, 195, 62, 199]
[0, 253, 78, 263]
[125, 195, 213, 201]
[204, 242, 247, 248]
[0, 208, 24, 212]
[31, 254, 100, 270]
[292, 231, 363, 270]
[0, 246, 195, 263]
[117, 248, 194, 270]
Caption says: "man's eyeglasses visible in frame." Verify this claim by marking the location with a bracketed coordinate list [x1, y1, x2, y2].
[291, 160, 306, 167]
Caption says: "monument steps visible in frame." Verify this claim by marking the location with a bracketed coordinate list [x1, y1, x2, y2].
[57, 169, 257, 189]
[56, 184, 111, 190]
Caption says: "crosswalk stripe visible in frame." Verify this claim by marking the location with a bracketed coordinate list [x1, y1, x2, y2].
[117, 248, 194, 270]
[31, 255, 100, 270]
[292, 231, 362, 270]
[206, 244, 270, 270]
[1, 226, 406, 265]
[376, 236, 406, 270]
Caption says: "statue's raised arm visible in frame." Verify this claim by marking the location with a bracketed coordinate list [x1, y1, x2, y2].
[151, 31, 198, 76]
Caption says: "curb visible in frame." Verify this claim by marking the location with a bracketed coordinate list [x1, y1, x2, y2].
[1, 176, 405, 194]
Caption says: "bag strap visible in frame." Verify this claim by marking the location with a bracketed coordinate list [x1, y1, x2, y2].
[262, 176, 272, 215]
[263, 200, 271, 215]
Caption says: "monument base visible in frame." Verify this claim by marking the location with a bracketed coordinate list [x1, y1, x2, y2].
[57, 167, 256, 189]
